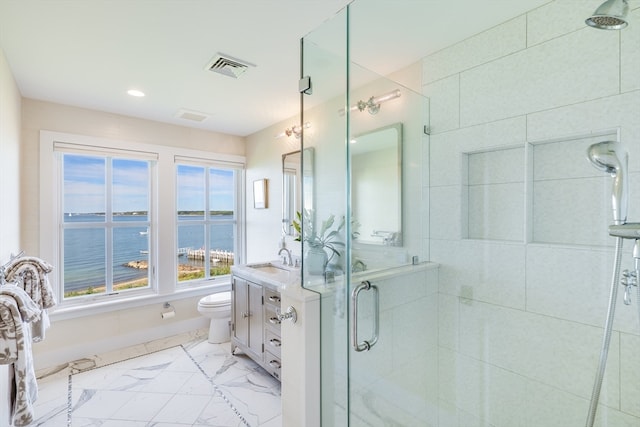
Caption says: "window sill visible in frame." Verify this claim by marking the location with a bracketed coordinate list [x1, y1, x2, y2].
[49, 278, 231, 321]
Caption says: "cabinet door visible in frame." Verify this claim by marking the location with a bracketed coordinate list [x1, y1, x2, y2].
[232, 277, 250, 347]
[247, 280, 264, 357]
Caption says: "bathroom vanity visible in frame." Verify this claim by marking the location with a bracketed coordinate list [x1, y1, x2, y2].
[230, 261, 297, 380]
[231, 260, 322, 426]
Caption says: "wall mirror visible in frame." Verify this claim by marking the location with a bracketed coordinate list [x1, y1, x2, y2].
[282, 147, 314, 236]
[351, 123, 402, 246]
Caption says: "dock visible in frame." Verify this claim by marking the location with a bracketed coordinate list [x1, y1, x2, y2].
[185, 248, 234, 264]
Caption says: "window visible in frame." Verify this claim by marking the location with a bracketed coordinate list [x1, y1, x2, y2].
[40, 131, 246, 313]
[59, 152, 154, 300]
[176, 163, 239, 284]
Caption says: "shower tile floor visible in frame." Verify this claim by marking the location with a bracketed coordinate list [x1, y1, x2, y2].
[30, 334, 282, 426]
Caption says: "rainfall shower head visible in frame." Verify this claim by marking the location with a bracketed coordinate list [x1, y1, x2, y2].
[587, 141, 629, 224]
[586, 0, 629, 30]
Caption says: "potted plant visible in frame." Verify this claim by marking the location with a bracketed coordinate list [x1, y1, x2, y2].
[292, 210, 345, 274]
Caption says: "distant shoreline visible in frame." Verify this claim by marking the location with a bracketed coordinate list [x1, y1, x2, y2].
[63, 263, 205, 297]
[123, 260, 201, 272]
[64, 211, 233, 216]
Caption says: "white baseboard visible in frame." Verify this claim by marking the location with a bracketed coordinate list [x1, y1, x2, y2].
[34, 317, 208, 373]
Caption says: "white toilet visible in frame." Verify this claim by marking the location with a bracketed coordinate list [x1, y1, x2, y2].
[197, 291, 232, 343]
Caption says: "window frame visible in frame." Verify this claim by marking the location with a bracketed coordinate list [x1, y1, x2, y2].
[175, 158, 244, 286]
[40, 131, 246, 319]
[60, 152, 155, 301]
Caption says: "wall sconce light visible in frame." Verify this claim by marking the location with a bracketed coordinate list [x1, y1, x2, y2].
[275, 121, 311, 139]
[339, 89, 401, 116]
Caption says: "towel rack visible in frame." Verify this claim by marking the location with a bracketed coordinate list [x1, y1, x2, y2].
[0, 251, 26, 286]
[1, 251, 25, 270]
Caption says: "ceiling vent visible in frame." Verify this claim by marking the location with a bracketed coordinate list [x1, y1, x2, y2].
[175, 109, 209, 122]
[205, 53, 255, 79]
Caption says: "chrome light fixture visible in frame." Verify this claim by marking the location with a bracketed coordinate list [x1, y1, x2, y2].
[586, 0, 629, 30]
[275, 121, 311, 139]
[339, 89, 401, 115]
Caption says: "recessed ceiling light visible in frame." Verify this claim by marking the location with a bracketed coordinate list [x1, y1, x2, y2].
[127, 89, 145, 97]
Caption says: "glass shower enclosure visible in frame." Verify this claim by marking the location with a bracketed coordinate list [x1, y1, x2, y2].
[300, 4, 434, 425]
[299, 1, 640, 426]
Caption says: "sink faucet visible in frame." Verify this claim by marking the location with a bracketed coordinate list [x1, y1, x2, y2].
[278, 247, 293, 266]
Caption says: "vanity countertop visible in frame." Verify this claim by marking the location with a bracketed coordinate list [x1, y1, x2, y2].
[232, 261, 322, 302]
[231, 260, 302, 289]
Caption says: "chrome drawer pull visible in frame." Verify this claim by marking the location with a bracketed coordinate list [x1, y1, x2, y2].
[269, 338, 282, 347]
[268, 360, 281, 369]
[269, 317, 281, 324]
[268, 295, 281, 303]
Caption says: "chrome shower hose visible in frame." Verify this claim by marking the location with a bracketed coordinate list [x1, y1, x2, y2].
[585, 236, 623, 427]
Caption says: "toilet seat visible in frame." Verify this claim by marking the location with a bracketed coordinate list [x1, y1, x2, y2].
[198, 291, 231, 308]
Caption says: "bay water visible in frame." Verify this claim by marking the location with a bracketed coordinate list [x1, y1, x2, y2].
[63, 214, 233, 291]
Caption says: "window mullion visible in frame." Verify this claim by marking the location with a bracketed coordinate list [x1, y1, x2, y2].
[105, 158, 114, 293]
[204, 168, 211, 278]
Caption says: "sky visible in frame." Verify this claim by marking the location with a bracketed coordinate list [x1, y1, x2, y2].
[63, 155, 234, 213]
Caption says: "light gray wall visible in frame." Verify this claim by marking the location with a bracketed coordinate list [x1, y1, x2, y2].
[245, 118, 303, 263]
[0, 46, 22, 427]
[21, 99, 245, 371]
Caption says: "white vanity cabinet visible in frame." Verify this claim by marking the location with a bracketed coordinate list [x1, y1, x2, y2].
[230, 273, 282, 380]
[231, 276, 264, 361]
[230, 262, 322, 426]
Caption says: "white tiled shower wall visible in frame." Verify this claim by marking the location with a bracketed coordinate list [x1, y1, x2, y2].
[425, 2, 640, 426]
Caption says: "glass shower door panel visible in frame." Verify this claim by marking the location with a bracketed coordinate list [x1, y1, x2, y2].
[301, 6, 350, 427]
[347, 59, 434, 425]
[349, 268, 438, 426]
[302, 3, 432, 426]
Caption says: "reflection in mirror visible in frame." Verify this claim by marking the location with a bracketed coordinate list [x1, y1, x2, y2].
[351, 123, 402, 246]
[282, 148, 314, 235]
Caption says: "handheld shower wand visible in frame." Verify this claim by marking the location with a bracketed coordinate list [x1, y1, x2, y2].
[585, 140, 630, 427]
[587, 141, 629, 225]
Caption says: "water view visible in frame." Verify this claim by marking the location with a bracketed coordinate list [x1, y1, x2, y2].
[63, 214, 234, 296]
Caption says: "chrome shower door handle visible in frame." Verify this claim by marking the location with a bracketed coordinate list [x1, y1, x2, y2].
[351, 280, 379, 352]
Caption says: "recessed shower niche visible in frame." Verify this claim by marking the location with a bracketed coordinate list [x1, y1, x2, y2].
[463, 146, 525, 242]
[529, 131, 619, 247]
[462, 132, 621, 246]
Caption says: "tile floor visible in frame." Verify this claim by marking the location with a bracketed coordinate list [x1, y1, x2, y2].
[28, 335, 282, 427]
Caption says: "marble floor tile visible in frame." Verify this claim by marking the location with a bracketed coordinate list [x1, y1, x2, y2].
[30, 336, 282, 427]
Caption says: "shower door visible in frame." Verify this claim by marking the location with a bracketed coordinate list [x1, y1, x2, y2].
[301, 4, 435, 425]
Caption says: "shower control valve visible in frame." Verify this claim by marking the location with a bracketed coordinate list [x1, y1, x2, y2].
[621, 269, 637, 284]
[621, 270, 637, 286]
[621, 269, 637, 306]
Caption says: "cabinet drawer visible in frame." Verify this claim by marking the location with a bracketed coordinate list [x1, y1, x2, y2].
[265, 350, 281, 380]
[265, 305, 282, 332]
[264, 288, 281, 305]
[265, 328, 282, 358]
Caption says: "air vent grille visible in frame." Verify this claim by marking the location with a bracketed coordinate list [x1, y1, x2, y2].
[175, 109, 209, 122]
[205, 53, 255, 79]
